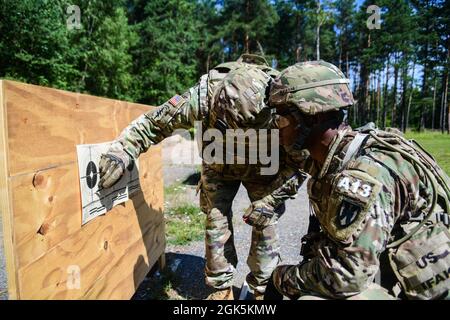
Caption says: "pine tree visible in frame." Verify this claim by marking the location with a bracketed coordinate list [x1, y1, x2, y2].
[0, 0, 74, 89]
[129, 0, 204, 104]
[67, 0, 138, 100]
[216, 0, 279, 61]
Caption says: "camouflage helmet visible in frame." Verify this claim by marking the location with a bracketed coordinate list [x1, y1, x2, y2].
[210, 64, 274, 130]
[269, 60, 354, 115]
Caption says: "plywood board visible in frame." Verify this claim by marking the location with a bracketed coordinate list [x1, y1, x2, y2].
[4, 81, 151, 176]
[0, 80, 165, 299]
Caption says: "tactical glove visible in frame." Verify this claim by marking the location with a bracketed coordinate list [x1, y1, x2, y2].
[264, 272, 284, 300]
[243, 196, 286, 229]
[98, 141, 131, 189]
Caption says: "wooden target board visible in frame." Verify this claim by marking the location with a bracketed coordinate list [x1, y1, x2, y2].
[0, 80, 165, 299]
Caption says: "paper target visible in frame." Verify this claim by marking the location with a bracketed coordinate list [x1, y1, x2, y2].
[76, 142, 140, 225]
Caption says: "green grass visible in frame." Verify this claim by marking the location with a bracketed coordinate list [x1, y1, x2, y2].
[404, 131, 450, 175]
[165, 203, 205, 245]
[164, 183, 186, 196]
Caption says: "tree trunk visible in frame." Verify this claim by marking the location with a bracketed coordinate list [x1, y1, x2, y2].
[406, 62, 416, 132]
[382, 58, 390, 129]
[391, 54, 399, 128]
[316, 0, 321, 61]
[245, 0, 250, 53]
[445, 72, 449, 134]
[353, 66, 359, 125]
[370, 73, 376, 121]
[346, 51, 349, 78]
[357, 34, 371, 125]
[422, 1, 431, 96]
[444, 45, 450, 134]
[377, 71, 381, 127]
[432, 71, 437, 130]
[419, 107, 425, 132]
[400, 60, 408, 132]
[296, 46, 302, 62]
[245, 34, 250, 54]
[206, 53, 211, 73]
[441, 49, 449, 133]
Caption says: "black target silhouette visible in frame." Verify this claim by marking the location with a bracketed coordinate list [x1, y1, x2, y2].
[86, 161, 98, 189]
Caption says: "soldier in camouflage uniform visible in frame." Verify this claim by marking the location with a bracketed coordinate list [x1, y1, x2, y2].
[98, 54, 303, 300]
[263, 60, 450, 300]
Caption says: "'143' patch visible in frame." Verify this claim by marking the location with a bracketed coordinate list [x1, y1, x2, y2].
[327, 170, 382, 240]
[335, 171, 378, 206]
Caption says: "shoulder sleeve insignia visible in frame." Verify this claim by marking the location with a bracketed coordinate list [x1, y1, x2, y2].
[335, 170, 379, 205]
[168, 94, 185, 108]
[326, 170, 383, 241]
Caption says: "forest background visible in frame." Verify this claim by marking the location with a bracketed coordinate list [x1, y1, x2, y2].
[0, 0, 449, 134]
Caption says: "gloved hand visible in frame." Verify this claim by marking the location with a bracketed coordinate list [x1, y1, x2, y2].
[98, 141, 131, 189]
[264, 272, 284, 300]
[243, 196, 286, 229]
[300, 232, 322, 261]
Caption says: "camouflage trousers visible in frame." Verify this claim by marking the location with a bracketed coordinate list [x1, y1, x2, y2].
[199, 163, 283, 294]
[297, 283, 397, 300]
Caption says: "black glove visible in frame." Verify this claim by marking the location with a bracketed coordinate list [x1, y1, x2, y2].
[264, 273, 284, 300]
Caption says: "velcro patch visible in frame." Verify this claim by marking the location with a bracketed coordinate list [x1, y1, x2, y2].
[335, 172, 377, 206]
[168, 94, 185, 107]
[326, 170, 382, 241]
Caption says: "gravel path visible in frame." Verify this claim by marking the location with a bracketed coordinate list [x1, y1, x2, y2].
[0, 215, 7, 300]
[154, 184, 310, 300]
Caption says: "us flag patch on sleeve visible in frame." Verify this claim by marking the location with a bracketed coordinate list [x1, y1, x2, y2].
[168, 94, 185, 107]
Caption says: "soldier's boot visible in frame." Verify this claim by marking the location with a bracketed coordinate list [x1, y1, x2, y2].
[253, 292, 264, 300]
[206, 288, 234, 300]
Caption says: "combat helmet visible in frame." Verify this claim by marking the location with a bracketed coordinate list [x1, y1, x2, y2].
[269, 60, 354, 115]
[210, 64, 273, 131]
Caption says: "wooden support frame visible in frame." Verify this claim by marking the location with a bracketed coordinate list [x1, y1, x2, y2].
[0, 80, 165, 299]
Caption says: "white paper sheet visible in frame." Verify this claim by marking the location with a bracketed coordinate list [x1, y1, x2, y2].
[76, 142, 140, 225]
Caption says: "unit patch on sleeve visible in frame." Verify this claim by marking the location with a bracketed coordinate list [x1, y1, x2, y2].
[326, 170, 383, 241]
[335, 172, 377, 204]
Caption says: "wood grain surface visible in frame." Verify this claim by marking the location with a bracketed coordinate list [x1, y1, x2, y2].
[0, 80, 165, 299]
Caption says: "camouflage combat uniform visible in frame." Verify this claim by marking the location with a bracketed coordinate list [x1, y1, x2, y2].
[269, 61, 450, 300]
[272, 127, 449, 299]
[116, 55, 302, 294]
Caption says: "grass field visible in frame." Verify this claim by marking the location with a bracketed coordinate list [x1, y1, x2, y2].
[405, 131, 450, 175]
[163, 183, 205, 245]
[165, 204, 204, 245]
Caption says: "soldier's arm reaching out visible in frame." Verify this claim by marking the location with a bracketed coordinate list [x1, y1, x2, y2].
[99, 76, 208, 189]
